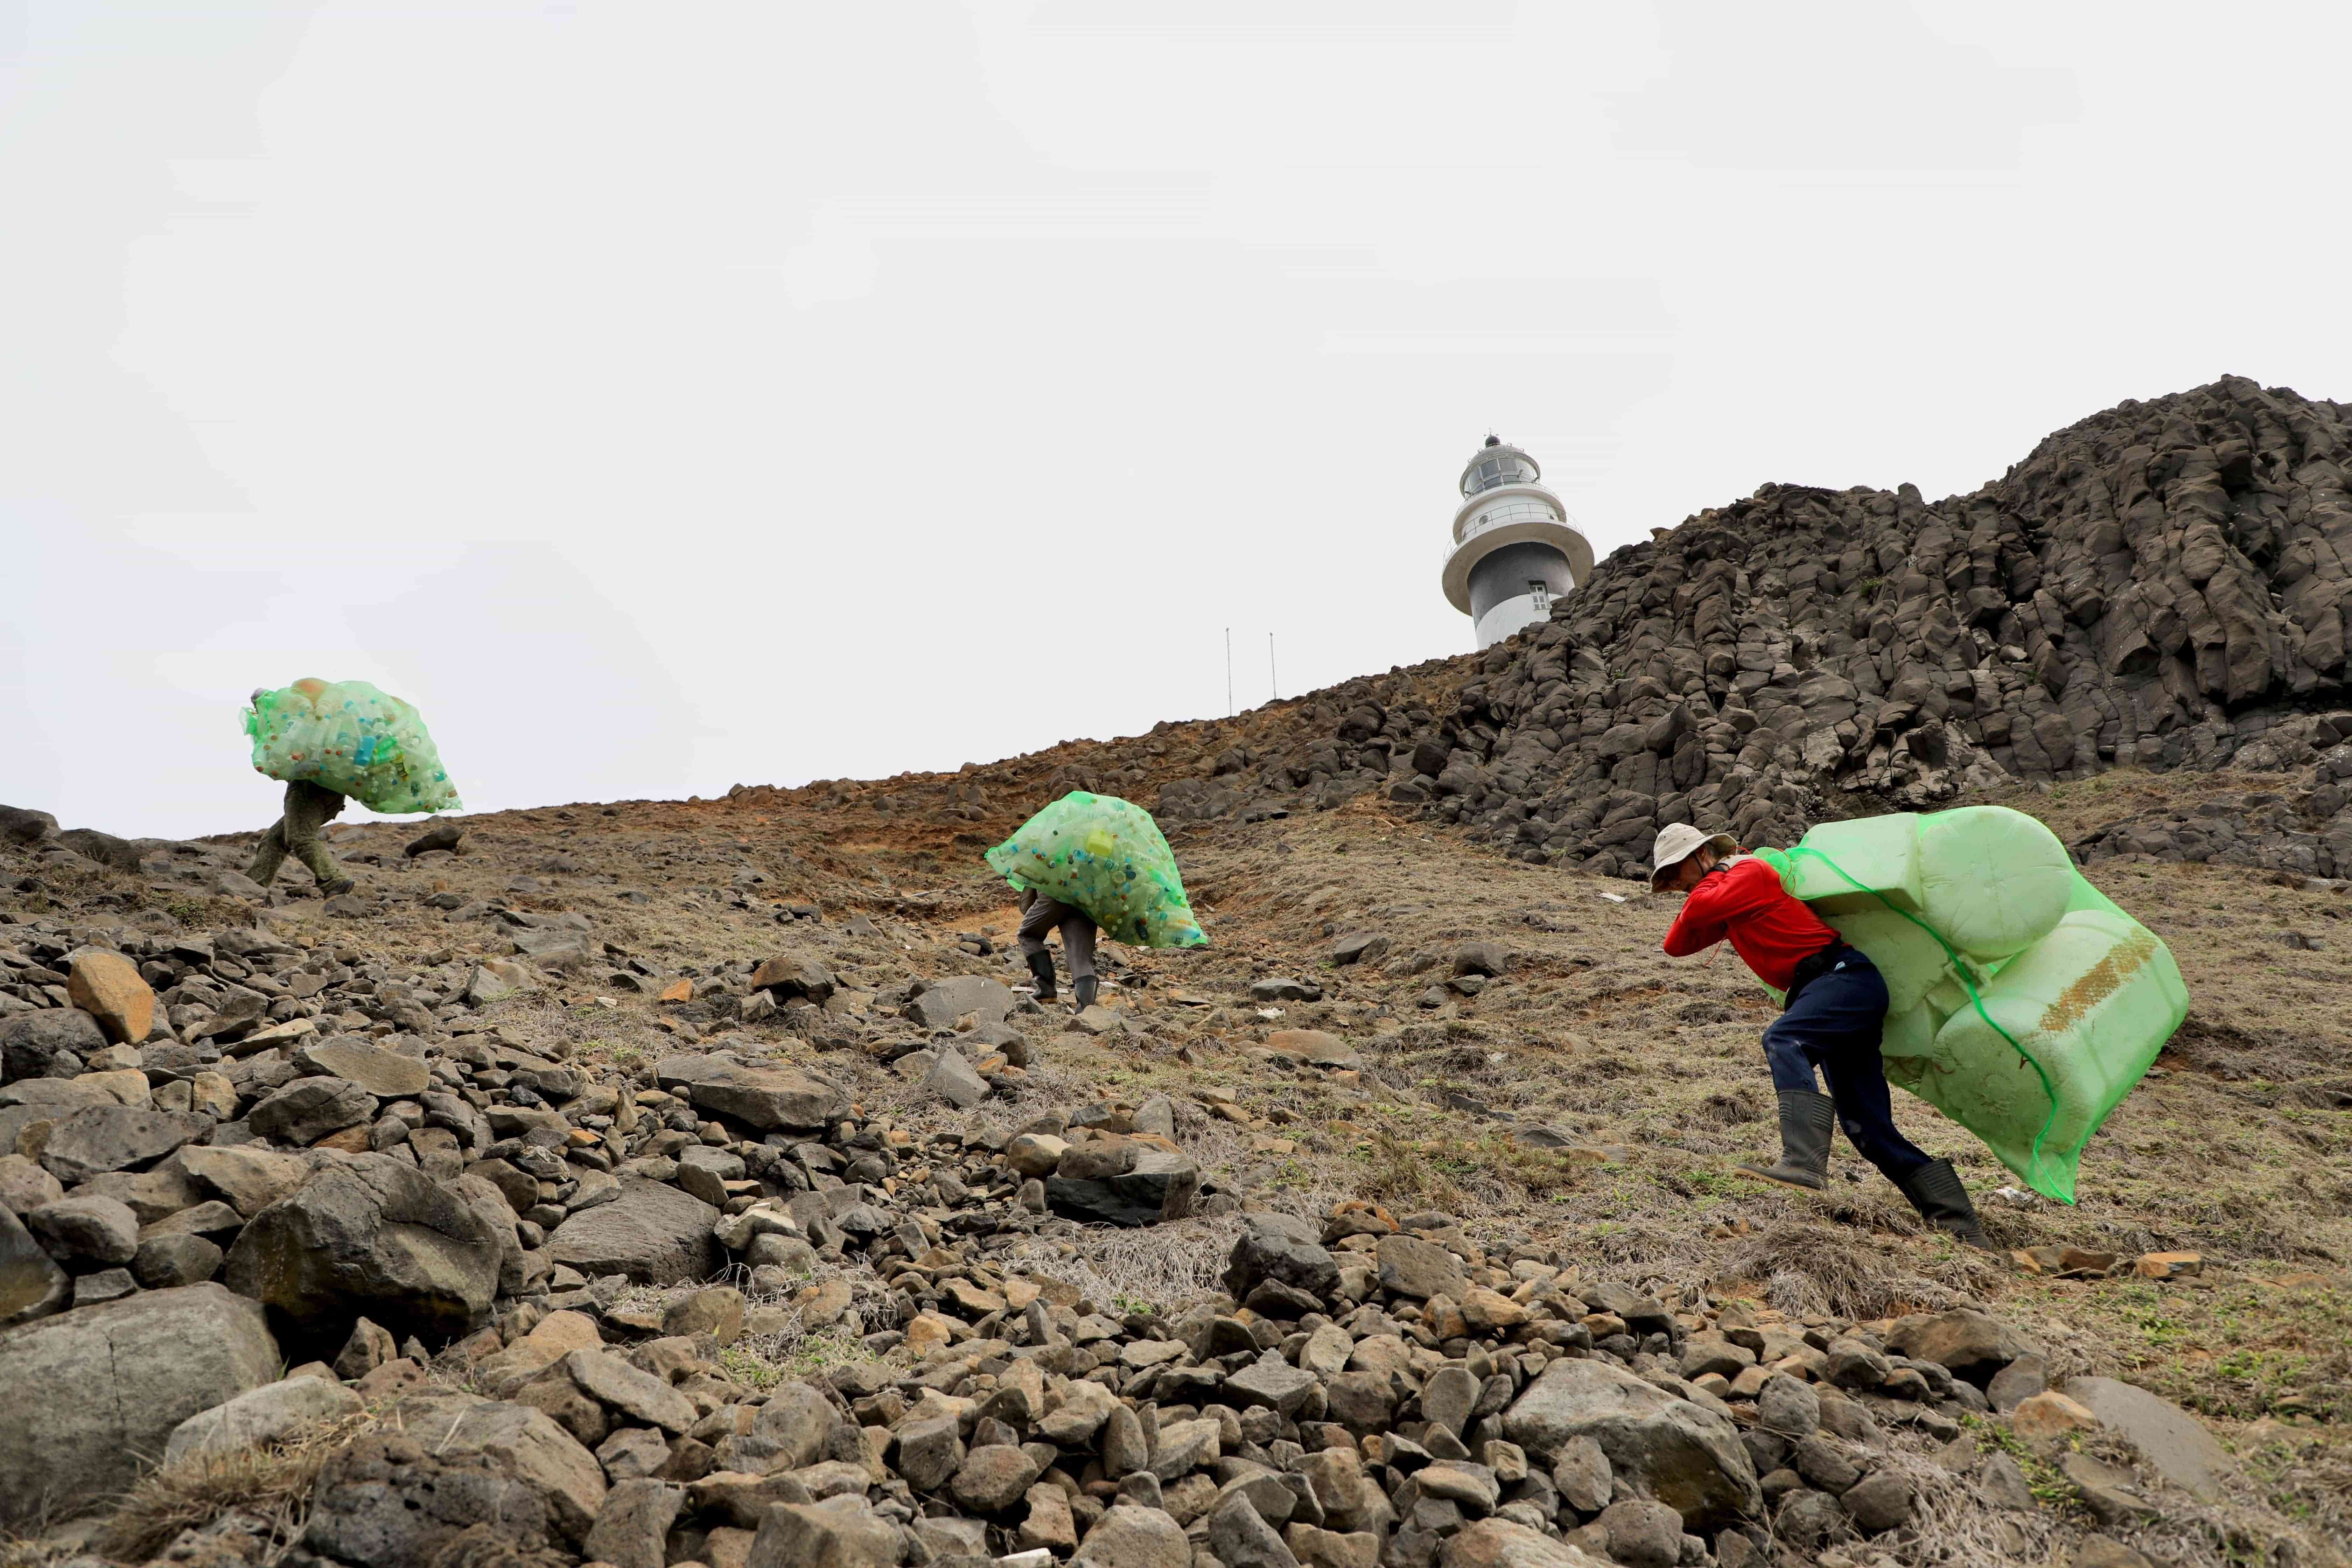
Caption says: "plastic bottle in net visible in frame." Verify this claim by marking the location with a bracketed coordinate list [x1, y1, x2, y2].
[244, 679, 462, 816]
[1756, 805, 2187, 1202]
[983, 791, 1206, 949]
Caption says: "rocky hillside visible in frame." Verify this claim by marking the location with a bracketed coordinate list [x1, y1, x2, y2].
[3, 376, 2350, 1568]
[1154, 376, 2352, 881]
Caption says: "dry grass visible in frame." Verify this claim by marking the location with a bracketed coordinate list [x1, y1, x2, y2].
[88, 1412, 375, 1566]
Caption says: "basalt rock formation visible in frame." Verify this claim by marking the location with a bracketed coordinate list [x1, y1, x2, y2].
[1165, 376, 2352, 878]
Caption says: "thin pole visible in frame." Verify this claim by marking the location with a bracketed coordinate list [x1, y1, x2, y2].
[1226, 628, 1233, 717]
[1269, 633, 1278, 701]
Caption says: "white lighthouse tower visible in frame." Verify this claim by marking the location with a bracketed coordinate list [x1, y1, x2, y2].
[1441, 435, 1592, 649]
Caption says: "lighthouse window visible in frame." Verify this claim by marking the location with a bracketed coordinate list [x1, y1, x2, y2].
[1527, 581, 1551, 614]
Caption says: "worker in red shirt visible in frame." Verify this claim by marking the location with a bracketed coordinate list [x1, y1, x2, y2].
[1652, 824, 1989, 1250]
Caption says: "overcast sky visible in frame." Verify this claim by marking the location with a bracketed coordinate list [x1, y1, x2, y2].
[6, 2, 2348, 841]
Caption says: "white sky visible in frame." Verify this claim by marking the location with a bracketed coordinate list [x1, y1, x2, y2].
[6, 2, 2348, 840]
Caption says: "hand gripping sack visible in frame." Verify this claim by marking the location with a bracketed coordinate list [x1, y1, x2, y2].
[244, 679, 462, 815]
[1757, 805, 2187, 1203]
[984, 792, 1206, 949]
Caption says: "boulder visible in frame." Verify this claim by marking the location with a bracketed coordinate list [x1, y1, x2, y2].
[747, 1494, 901, 1568]
[25, 1194, 140, 1267]
[305, 1428, 552, 1568]
[179, 1143, 313, 1216]
[0, 805, 56, 843]
[583, 1477, 686, 1568]
[1377, 1233, 1469, 1301]
[404, 821, 466, 857]
[1440, 1518, 1609, 1567]
[2062, 1377, 2237, 1501]
[1883, 1308, 2032, 1387]
[37, 1104, 211, 1185]
[1075, 1503, 1194, 1568]
[922, 1049, 989, 1108]
[248, 1076, 379, 1145]
[0, 1009, 106, 1081]
[393, 1392, 608, 1545]
[904, 975, 1014, 1029]
[164, 1373, 365, 1463]
[547, 1176, 721, 1283]
[66, 951, 154, 1045]
[294, 1037, 432, 1098]
[653, 1054, 846, 1132]
[1501, 1358, 1759, 1531]
[58, 827, 142, 872]
[0, 1283, 279, 1526]
[225, 1154, 502, 1347]
[0, 1204, 70, 1327]
[1045, 1147, 1199, 1227]
[750, 953, 836, 1003]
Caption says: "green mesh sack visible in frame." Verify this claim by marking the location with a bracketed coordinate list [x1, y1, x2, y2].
[244, 679, 461, 815]
[1756, 805, 2188, 1203]
[984, 792, 1206, 949]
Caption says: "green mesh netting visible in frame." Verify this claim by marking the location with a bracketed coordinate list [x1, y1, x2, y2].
[244, 679, 461, 816]
[1755, 805, 2188, 1203]
[984, 791, 1206, 950]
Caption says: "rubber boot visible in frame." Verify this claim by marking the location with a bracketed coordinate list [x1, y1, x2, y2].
[319, 876, 356, 897]
[1736, 1089, 1836, 1190]
[1073, 975, 1099, 1010]
[1897, 1158, 1994, 1251]
[1024, 950, 1057, 1003]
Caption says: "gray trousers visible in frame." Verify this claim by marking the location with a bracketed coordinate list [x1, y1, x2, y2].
[1018, 895, 1097, 981]
[247, 780, 347, 887]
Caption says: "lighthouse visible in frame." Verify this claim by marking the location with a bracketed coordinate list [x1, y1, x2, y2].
[1441, 435, 1593, 649]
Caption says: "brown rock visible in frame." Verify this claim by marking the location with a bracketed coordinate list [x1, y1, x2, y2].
[66, 950, 154, 1045]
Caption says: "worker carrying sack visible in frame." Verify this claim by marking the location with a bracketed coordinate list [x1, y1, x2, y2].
[984, 791, 1207, 949]
[244, 679, 462, 815]
[1754, 805, 2187, 1204]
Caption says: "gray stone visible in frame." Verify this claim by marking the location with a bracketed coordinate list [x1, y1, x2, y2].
[391, 1391, 608, 1545]
[224, 1152, 501, 1347]
[1883, 1308, 2032, 1387]
[653, 1054, 847, 1131]
[1755, 1373, 1818, 1437]
[1839, 1468, 1915, 1533]
[747, 1494, 899, 1568]
[894, 1414, 964, 1491]
[0, 1153, 63, 1214]
[164, 1373, 365, 1463]
[0, 1204, 70, 1327]
[1594, 1498, 1682, 1568]
[248, 1076, 378, 1146]
[0, 1009, 105, 1081]
[305, 1428, 552, 1568]
[1045, 1147, 1199, 1227]
[904, 975, 1014, 1029]
[1501, 1358, 1759, 1531]
[547, 1176, 721, 1284]
[36, 1104, 211, 1185]
[1423, 1365, 1482, 1435]
[26, 1193, 140, 1266]
[566, 1348, 698, 1434]
[1987, 1351, 2047, 1412]
[132, 1231, 223, 1288]
[922, 1049, 989, 1109]
[2062, 1376, 2237, 1501]
[950, 1443, 1042, 1511]
[582, 1477, 685, 1568]
[1439, 1517, 1610, 1567]
[178, 1144, 312, 1216]
[1208, 1492, 1300, 1568]
[1223, 1222, 1341, 1306]
[1076, 1502, 1193, 1568]
[1550, 1436, 1611, 1514]
[0, 1283, 279, 1526]
[1376, 1233, 1469, 1301]
[1226, 1356, 1322, 1416]
[295, 1037, 431, 1098]
[752, 1381, 842, 1470]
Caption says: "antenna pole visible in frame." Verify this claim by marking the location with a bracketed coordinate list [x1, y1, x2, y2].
[1269, 633, 1278, 701]
[1225, 628, 1233, 717]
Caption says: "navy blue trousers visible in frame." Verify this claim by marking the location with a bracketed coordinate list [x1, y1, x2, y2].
[1761, 950, 1932, 1181]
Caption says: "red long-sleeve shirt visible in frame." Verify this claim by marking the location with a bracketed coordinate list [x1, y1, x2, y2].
[1661, 856, 1838, 991]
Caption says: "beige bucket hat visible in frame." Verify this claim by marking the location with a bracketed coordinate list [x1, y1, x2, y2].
[1648, 823, 1738, 891]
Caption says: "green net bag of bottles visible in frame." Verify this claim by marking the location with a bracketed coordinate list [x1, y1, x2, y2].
[984, 791, 1206, 948]
[1754, 805, 2187, 1203]
[243, 679, 462, 815]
